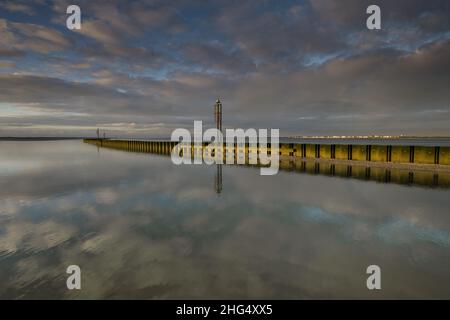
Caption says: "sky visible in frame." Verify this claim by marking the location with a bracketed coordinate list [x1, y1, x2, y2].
[0, 0, 449, 138]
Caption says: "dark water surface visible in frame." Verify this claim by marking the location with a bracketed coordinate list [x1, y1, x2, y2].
[0, 140, 449, 299]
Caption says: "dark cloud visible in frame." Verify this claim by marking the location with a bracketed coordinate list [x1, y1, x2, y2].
[215, 0, 346, 66]
[0, 18, 73, 54]
[312, 0, 450, 31]
[0, 48, 26, 57]
[181, 42, 256, 73]
[0, 1, 36, 16]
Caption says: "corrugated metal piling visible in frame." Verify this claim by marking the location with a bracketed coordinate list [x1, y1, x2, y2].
[84, 139, 450, 166]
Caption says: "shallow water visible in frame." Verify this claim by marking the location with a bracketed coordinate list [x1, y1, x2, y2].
[0, 140, 449, 299]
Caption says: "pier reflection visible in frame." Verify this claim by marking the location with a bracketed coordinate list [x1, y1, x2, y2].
[276, 158, 449, 189]
[87, 141, 450, 189]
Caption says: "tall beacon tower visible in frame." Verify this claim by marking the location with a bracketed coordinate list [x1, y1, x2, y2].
[214, 98, 223, 194]
[214, 98, 222, 133]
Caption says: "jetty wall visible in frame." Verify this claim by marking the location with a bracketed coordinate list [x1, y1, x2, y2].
[83, 138, 450, 188]
[84, 139, 450, 166]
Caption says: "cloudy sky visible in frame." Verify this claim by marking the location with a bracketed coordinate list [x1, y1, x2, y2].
[0, 0, 449, 137]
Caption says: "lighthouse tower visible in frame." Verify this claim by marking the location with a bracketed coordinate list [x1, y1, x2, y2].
[214, 98, 222, 133]
[214, 98, 223, 194]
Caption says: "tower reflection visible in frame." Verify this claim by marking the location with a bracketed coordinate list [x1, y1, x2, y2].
[215, 164, 223, 194]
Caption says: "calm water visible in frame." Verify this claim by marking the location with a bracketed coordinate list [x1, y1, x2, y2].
[0, 140, 449, 299]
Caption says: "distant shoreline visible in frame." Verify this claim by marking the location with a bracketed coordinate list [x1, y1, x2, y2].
[286, 136, 450, 140]
[0, 137, 84, 141]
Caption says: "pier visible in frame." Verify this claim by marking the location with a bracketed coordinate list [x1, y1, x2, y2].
[84, 138, 450, 188]
[84, 139, 450, 166]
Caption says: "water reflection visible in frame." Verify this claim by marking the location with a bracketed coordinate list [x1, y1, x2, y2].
[215, 164, 222, 194]
[0, 140, 449, 299]
[277, 159, 450, 189]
